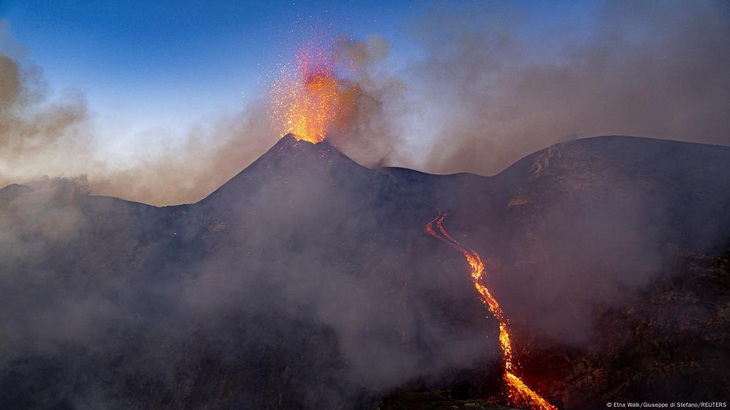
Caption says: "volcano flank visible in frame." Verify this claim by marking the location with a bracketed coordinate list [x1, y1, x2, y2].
[1, 134, 729, 409]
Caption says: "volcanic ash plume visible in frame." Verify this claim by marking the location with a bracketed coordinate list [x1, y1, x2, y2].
[405, 1, 730, 175]
[0, 45, 92, 184]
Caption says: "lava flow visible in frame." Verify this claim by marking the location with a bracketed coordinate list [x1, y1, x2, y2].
[426, 210, 556, 410]
[270, 40, 356, 144]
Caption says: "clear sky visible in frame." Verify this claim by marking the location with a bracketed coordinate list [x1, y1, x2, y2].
[1, 1, 727, 205]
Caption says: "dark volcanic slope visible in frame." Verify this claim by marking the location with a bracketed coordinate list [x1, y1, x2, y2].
[0, 135, 728, 409]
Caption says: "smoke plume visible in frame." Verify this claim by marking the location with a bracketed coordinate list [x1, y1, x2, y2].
[328, 34, 406, 168]
[395, 1, 730, 175]
[0, 29, 93, 182]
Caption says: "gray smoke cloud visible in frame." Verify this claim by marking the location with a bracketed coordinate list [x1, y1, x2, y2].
[0, 31, 93, 179]
[327, 34, 407, 168]
[329, 1, 730, 176]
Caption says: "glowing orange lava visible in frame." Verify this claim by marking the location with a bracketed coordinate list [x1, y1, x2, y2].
[270, 41, 356, 143]
[426, 210, 556, 410]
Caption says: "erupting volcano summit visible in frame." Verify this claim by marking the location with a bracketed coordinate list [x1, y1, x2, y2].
[269, 39, 357, 144]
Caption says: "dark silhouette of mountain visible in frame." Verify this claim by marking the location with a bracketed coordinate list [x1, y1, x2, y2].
[0, 135, 728, 409]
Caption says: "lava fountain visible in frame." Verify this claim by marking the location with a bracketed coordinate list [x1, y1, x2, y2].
[270, 39, 357, 144]
[426, 210, 556, 410]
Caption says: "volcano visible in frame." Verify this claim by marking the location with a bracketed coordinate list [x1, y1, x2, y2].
[1, 135, 729, 409]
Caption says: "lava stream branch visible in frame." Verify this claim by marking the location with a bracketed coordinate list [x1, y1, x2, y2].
[425, 210, 556, 410]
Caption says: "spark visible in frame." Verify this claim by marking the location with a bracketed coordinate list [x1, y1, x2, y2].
[269, 39, 355, 143]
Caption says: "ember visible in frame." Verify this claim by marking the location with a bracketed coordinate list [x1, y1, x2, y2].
[270, 39, 356, 144]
